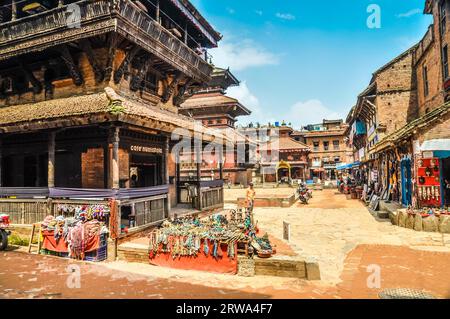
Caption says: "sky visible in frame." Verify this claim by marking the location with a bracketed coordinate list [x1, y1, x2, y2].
[189, 0, 433, 128]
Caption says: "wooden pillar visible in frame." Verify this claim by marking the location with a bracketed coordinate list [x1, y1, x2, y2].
[11, 0, 17, 21]
[111, 127, 120, 190]
[103, 142, 109, 189]
[184, 22, 188, 44]
[219, 145, 224, 180]
[48, 131, 56, 188]
[155, 0, 160, 23]
[166, 138, 170, 184]
[176, 151, 180, 204]
[164, 136, 171, 216]
[195, 141, 202, 210]
[0, 137, 2, 188]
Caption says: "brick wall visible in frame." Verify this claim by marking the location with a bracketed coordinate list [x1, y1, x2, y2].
[418, 111, 450, 143]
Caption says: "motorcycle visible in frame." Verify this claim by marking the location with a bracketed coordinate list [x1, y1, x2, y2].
[0, 213, 11, 251]
[297, 184, 310, 204]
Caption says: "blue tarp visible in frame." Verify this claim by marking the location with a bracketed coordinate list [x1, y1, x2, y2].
[336, 161, 361, 171]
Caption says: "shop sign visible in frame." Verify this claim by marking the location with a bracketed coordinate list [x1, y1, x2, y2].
[130, 145, 163, 154]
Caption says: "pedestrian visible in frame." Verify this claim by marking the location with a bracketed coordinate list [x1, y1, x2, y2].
[246, 182, 256, 225]
[445, 179, 450, 206]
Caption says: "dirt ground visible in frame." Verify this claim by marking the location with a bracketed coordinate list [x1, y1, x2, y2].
[1, 189, 450, 299]
[224, 187, 296, 202]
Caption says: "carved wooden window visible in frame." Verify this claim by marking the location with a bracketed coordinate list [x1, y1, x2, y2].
[144, 72, 158, 95]
[422, 65, 429, 97]
[440, 1, 447, 36]
[442, 45, 449, 80]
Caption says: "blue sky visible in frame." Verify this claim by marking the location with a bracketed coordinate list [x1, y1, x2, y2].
[190, 0, 433, 128]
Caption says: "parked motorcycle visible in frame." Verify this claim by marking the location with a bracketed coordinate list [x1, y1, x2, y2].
[0, 214, 11, 251]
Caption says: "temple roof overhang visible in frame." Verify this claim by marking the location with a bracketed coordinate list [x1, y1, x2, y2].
[0, 87, 231, 144]
[180, 92, 251, 117]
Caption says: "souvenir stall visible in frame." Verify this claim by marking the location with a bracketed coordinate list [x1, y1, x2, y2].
[148, 211, 274, 274]
[416, 158, 442, 208]
[40, 203, 110, 261]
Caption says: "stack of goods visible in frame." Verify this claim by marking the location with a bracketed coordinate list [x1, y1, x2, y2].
[406, 207, 450, 218]
[148, 211, 274, 261]
[40, 204, 109, 260]
[416, 158, 441, 207]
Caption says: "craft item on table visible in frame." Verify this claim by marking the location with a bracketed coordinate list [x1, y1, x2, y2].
[430, 159, 436, 168]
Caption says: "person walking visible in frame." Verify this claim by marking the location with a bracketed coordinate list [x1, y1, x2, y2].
[445, 179, 450, 206]
[246, 182, 256, 226]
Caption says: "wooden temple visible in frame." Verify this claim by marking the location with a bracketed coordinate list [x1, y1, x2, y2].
[179, 67, 255, 186]
[0, 0, 226, 236]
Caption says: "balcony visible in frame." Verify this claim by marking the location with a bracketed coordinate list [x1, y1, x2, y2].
[0, 0, 213, 82]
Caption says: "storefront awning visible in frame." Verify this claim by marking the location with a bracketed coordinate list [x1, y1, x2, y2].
[420, 139, 450, 151]
[336, 161, 361, 171]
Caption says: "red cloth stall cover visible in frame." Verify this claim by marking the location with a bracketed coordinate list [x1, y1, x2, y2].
[41, 230, 100, 253]
[149, 239, 238, 274]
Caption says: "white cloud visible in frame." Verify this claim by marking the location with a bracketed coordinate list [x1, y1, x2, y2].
[227, 81, 259, 109]
[276, 13, 296, 21]
[396, 8, 421, 18]
[287, 99, 342, 127]
[210, 38, 279, 71]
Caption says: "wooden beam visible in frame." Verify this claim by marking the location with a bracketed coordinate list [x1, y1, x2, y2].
[79, 39, 104, 83]
[130, 57, 152, 92]
[48, 131, 56, 188]
[0, 136, 2, 187]
[161, 73, 183, 103]
[56, 45, 83, 86]
[18, 62, 43, 94]
[11, 0, 17, 21]
[156, 0, 160, 23]
[104, 33, 119, 82]
[173, 78, 194, 107]
[113, 46, 140, 84]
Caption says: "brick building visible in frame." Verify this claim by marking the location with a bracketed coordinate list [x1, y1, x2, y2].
[292, 120, 351, 181]
[346, 0, 450, 208]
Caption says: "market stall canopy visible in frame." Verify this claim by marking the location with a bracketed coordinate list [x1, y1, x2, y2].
[336, 161, 361, 171]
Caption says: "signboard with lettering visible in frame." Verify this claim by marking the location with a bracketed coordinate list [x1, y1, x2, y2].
[130, 145, 163, 154]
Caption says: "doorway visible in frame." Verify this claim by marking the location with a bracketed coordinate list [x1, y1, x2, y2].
[401, 158, 412, 206]
[442, 157, 450, 206]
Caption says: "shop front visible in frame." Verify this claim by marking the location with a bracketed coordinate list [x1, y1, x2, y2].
[415, 139, 450, 208]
